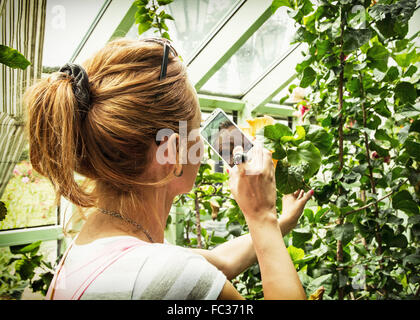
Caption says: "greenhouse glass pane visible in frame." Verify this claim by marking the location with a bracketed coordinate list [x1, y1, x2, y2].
[125, 0, 240, 62]
[271, 78, 300, 104]
[200, 6, 296, 97]
[0, 157, 57, 230]
[42, 0, 106, 68]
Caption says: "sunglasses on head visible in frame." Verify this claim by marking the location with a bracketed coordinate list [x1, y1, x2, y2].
[142, 38, 179, 146]
[142, 37, 178, 81]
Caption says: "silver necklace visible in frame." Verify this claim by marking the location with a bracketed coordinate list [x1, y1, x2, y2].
[98, 208, 154, 243]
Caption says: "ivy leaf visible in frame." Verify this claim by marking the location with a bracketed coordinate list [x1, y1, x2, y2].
[343, 28, 372, 53]
[393, 49, 416, 68]
[300, 67, 316, 88]
[405, 139, 420, 161]
[304, 125, 333, 155]
[280, 125, 305, 143]
[14, 259, 36, 280]
[395, 39, 409, 52]
[157, 0, 173, 5]
[392, 190, 419, 215]
[138, 21, 152, 35]
[275, 162, 306, 194]
[354, 244, 368, 256]
[373, 100, 391, 118]
[271, 0, 291, 13]
[382, 227, 408, 248]
[403, 254, 420, 266]
[287, 245, 305, 264]
[291, 27, 317, 44]
[397, 104, 420, 117]
[292, 227, 312, 249]
[287, 141, 321, 178]
[315, 39, 330, 58]
[10, 241, 42, 255]
[307, 274, 333, 296]
[272, 143, 287, 160]
[369, 0, 416, 38]
[0, 45, 31, 69]
[264, 123, 292, 142]
[385, 66, 399, 82]
[367, 44, 389, 72]
[332, 222, 354, 247]
[394, 82, 417, 105]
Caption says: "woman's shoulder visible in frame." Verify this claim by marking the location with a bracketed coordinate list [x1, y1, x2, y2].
[68, 235, 200, 262]
[69, 235, 226, 299]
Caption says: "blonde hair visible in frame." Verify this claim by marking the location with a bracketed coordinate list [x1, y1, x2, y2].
[24, 39, 199, 219]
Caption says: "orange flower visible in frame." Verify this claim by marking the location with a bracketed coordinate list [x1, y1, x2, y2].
[240, 115, 278, 168]
[244, 115, 276, 137]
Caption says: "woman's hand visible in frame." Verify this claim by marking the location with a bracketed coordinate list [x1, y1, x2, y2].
[227, 143, 307, 299]
[280, 189, 314, 230]
[228, 143, 277, 222]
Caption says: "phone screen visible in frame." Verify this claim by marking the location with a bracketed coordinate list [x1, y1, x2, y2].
[201, 110, 253, 167]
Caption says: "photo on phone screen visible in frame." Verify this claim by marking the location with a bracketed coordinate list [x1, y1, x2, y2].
[200, 109, 254, 168]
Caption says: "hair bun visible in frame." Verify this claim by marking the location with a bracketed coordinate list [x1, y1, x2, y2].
[59, 63, 91, 119]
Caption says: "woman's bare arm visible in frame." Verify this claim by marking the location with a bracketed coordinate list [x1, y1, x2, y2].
[191, 189, 313, 280]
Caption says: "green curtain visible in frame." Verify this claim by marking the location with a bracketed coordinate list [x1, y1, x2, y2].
[0, 0, 46, 196]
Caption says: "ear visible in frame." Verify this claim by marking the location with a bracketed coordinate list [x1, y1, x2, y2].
[167, 132, 180, 166]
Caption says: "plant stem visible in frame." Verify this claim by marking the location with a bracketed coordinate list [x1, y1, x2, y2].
[358, 72, 389, 298]
[345, 190, 392, 216]
[358, 72, 383, 257]
[336, 11, 346, 301]
[344, 178, 410, 217]
[194, 191, 202, 249]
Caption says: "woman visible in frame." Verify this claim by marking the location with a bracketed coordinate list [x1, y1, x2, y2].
[24, 38, 313, 300]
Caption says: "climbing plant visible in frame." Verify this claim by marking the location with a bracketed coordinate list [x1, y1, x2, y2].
[268, 0, 420, 299]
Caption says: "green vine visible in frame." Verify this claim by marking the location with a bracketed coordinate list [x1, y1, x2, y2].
[134, 0, 174, 40]
[269, 0, 420, 299]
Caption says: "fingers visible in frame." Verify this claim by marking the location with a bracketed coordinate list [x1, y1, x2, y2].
[232, 145, 246, 175]
[290, 189, 314, 201]
[298, 189, 304, 199]
[302, 189, 314, 202]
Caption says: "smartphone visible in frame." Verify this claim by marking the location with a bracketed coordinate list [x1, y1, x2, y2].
[200, 108, 254, 168]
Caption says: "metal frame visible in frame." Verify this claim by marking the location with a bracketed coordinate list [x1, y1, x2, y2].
[0, 199, 66, 247]
[0, 0, 301, 248]
[0, 225, 63, 247]
[187, 0, 273, 90]
[71, 0, 134, 64]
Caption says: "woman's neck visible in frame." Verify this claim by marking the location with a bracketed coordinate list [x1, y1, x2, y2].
[76, 187, 175, 245]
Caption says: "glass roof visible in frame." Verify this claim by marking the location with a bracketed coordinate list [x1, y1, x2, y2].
[125, 0, 240, 63]
[42, 0, 106, 67]
[199, 6, 297, 97]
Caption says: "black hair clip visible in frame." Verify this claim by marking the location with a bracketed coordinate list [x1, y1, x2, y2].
[159, 43, 170, 80]
[142, 37, 178, 81]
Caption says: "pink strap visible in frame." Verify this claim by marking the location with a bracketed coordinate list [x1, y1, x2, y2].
[47, 237, 148, 300]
